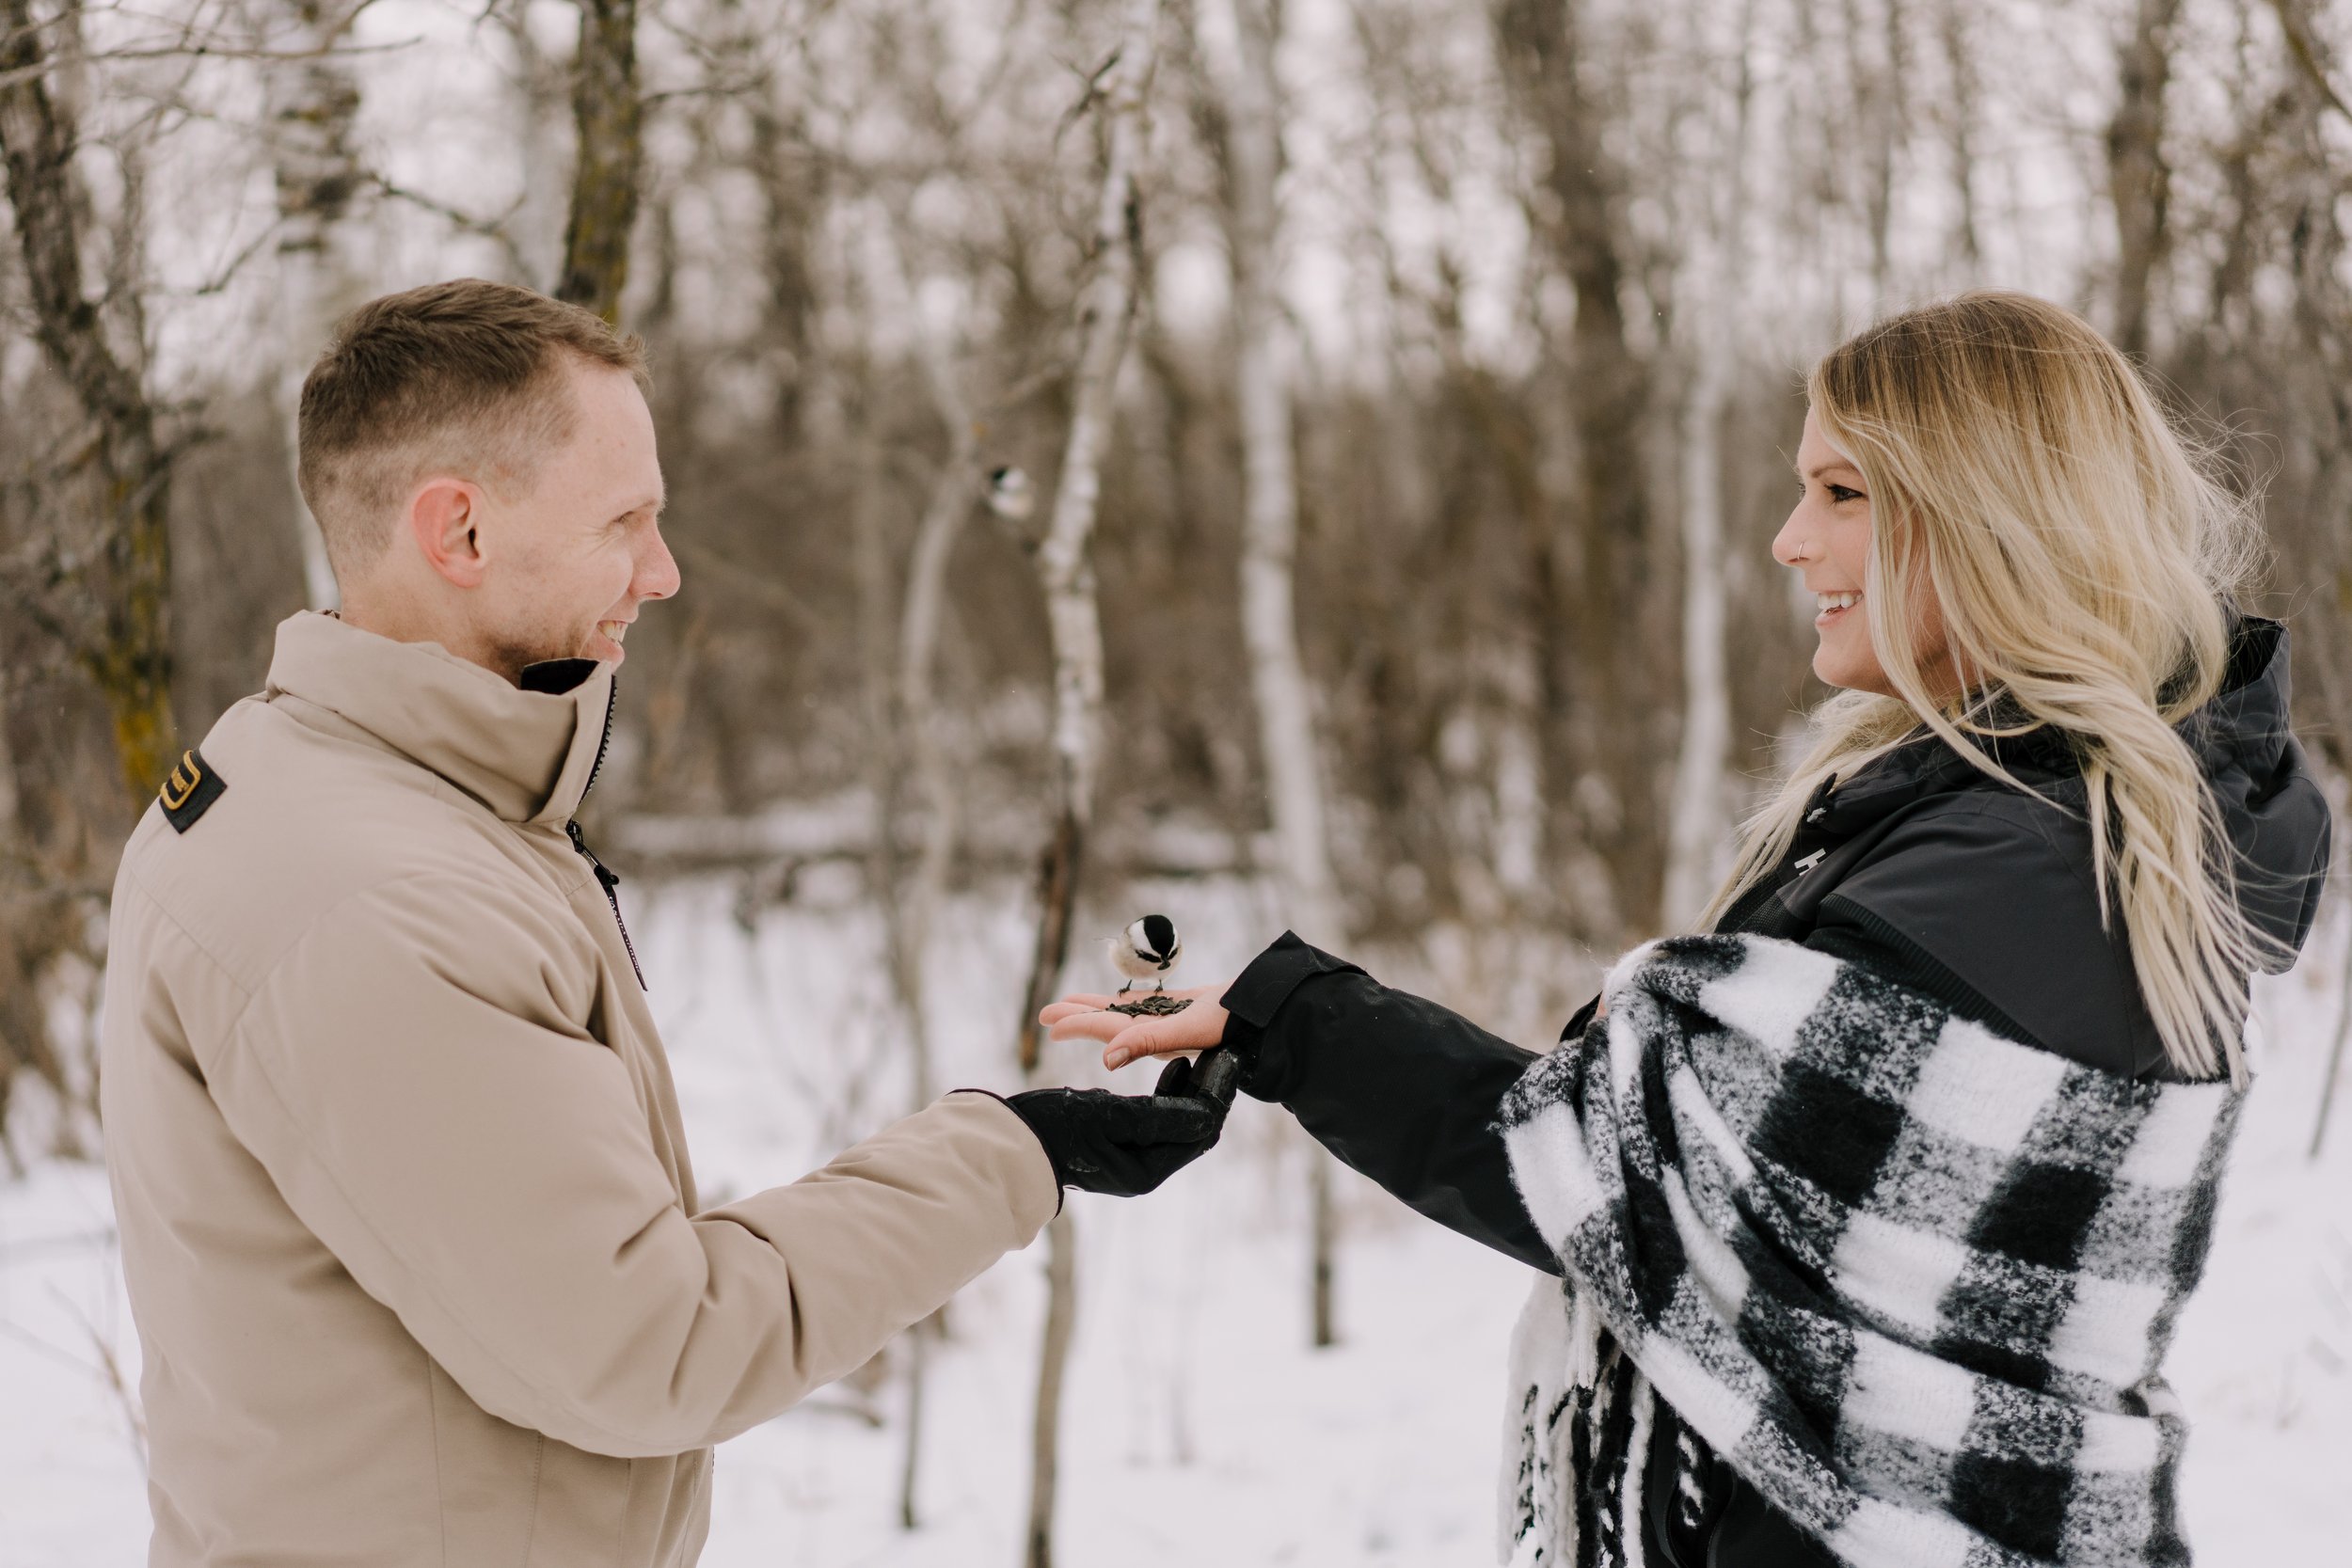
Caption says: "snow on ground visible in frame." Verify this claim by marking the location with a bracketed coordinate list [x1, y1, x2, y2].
[1, 873, 2345, 1566]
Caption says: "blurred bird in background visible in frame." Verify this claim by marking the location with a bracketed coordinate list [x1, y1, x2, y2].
[983, 464, 1035, 521]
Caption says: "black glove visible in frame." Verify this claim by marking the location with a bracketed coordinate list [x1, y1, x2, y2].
[1000, 1057, 1227, 1197]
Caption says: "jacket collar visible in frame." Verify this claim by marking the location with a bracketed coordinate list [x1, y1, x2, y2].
[263, 611, 615, 825]
[1817, 614, 2297, 836]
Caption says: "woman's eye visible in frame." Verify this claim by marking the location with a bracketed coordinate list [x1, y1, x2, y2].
[1828, 484, 1863, 504]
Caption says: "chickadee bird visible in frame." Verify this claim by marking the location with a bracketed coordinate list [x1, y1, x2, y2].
[1108, 914, 1182, 993]
[984, 464, 1036, 522]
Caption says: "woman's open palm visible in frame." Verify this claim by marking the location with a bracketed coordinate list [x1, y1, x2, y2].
[1040, 983, 1230, 1070]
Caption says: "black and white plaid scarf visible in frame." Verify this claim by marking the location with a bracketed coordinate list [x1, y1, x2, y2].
[1497, 935, 2242, 1568]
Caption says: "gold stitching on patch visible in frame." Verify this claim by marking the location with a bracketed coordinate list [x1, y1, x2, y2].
[160, 752, 200, 811]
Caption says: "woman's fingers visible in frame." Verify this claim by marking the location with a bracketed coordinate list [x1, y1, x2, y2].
[1045, 1009, 1132, 1044]
[1104, 1002, 1228, 1069]
[1040, 994, 1120, 1022]
[1098, 1016, 1196, 1066]
[1035, 983, 1231, 1065]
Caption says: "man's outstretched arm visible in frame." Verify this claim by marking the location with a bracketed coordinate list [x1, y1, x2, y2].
[211, 872, 1058, 1459]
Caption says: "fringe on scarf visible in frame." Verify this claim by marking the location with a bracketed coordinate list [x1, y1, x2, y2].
[1500, 1278, 1655, 1568]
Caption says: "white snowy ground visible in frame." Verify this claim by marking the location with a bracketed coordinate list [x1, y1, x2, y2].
[2, 872, 2345, 1567]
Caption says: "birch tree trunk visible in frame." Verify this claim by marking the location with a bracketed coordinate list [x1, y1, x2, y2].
[1661, 1, 1756, 932]
[555, 0, 643, 321]
[1209, 0, 1348, 1349]
[0, 0, 180, 807]
[492, 0, 573, 285]
[1011, 4, 1162, 1561]
[893, 363, 977, 1114]
[267, 0, 364, 610]
[874, 215, 979, 1532]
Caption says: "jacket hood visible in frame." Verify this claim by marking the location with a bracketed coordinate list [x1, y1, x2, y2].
[2184, 618, 2331, 958]
[263, 611, 614, 825]
[1820, 615, 2330, 958]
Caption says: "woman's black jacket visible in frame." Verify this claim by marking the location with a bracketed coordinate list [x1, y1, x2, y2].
[1215, 618, 2330, 1568]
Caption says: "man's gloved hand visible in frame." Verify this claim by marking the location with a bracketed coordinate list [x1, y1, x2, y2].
[1001, 1057, 1227, 1197]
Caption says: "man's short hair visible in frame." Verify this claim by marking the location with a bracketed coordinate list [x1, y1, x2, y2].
[296, 278, 651, 579]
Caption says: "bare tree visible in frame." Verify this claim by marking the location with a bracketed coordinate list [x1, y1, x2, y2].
[264, 0, 365, 609]
[885, 360, 974, 1528]
[556, 0, 643, 319]
[1009, 4, 1163, 1561]
[0, 675, 87, 1165]
[2108, 0, 2184, 357]
[1661, 0, 1756, 930]
[2267, 0, 2352, 125]
[1202, 0, 1350, 1348]
[488, 0, 575, 284]
[1493, 0, 1661, 942]
[0, 0, 181, 808]
[890, 357, 977, 1119]
[1841, 0, 1909, 301]
[747, 95, 823, 436]
[865, 200, 981, 1533]
[2311, 901, 2351, 1158]
[1934, 0, 1981, 268]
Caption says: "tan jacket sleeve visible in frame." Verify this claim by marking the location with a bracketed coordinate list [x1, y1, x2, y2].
[205, 872, 1057, 1458]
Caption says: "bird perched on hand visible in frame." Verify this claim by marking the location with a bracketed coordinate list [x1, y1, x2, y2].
[1108, 914, 1182, 994]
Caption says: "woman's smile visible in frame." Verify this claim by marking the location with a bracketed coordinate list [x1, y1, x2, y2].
[1814, 590, 1862, 627]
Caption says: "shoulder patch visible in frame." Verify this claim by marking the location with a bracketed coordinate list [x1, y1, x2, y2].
[158, 748, 226, 832]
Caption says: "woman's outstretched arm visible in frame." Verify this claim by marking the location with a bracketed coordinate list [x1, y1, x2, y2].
[1048, 930, 1565, 1274]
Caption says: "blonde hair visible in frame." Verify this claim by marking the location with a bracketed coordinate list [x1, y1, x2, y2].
[1702, 291, 2280, 1082]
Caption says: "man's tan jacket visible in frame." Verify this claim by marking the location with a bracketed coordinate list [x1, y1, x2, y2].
[101, 612, 1058, 1566]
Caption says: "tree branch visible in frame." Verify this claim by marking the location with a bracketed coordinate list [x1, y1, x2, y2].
[2270, 0, 2352, 124]
[0, 0, 181, 804]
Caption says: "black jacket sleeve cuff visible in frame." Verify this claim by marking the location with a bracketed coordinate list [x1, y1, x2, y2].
[1216, 930, 1365, 1101]
[1220, 929, 1365, 1026]
[1210, 930, 1559, 1275]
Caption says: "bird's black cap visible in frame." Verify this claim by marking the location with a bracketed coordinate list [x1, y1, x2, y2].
[1139, 913, 1177, 959]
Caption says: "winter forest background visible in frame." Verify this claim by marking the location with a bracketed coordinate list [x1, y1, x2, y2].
[2, 0, 2350, 1561]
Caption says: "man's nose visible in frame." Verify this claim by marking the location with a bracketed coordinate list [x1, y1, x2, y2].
[637, 528, 682, 601]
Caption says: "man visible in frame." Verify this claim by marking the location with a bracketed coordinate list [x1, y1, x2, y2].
[101, 278, 1219, 1566]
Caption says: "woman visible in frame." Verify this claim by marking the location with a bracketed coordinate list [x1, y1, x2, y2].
[1046, 293, 2332, 1567]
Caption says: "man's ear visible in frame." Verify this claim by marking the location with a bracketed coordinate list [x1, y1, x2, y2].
[405, 477, 488, 589]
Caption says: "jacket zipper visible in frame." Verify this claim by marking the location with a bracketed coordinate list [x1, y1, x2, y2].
[566, 677, 646, 990]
